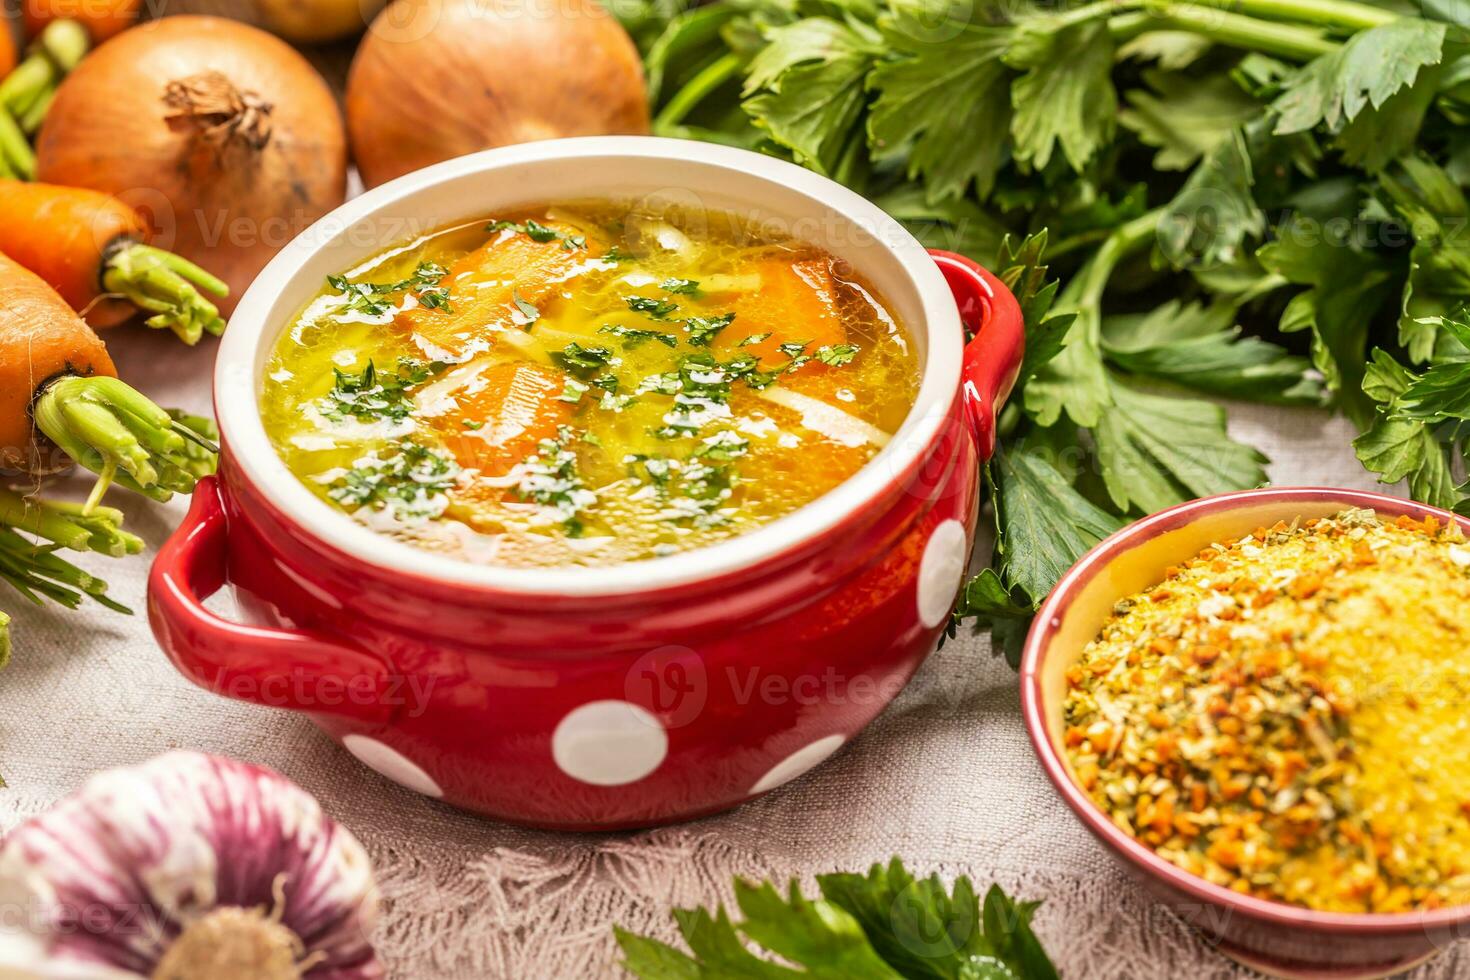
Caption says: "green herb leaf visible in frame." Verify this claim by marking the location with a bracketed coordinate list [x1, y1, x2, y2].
[616, 858, 1058, 980]
[1093, 376, 1270, 515]
[1005, 19, 1116, 173]
[867, 5, 1014, 201]
[554, 343, 617, 377]
[684, 312, 737, 346]
[1377, 156, 1470, 361]
[512, 290, 541, 327]
[743, 19, 880, 176]
[628, 295, 681, 320]
[328, 440, 459, 520]
[992, 440, 1123, 601]
[1119, 70, 1260, 172]
[323, 358, 440, 423]
[1102, 300, 1322, 405]
[661, 277, 702, 295]
[1272, 20, 1445, 139]
[815, 343, 860, 366]
[602, 323, 680, 348]
[1157, 128, 1265, 271]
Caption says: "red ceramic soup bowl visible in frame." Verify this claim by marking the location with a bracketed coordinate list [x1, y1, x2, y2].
[148, 137, 1024, 829]
[1021, 486, 1470, 978]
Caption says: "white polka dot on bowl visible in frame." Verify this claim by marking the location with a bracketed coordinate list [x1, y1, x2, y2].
[553, 700, 669, 786]
[750, 734, 847, 795]
[343, 734, 444, 798]
[917, 518, 969, 628]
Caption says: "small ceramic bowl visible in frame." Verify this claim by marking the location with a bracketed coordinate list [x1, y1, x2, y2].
[1022, 486, 1470, 979]
[147, 136, 1024, 830]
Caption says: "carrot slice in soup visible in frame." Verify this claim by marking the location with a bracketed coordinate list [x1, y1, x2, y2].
[399, 223, 598, 358]
[435, 361, 573, 484]
[717, 255, 847, 368]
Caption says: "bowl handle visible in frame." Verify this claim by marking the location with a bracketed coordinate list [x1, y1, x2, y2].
[928, 249, 1025, 461]
[148, 476, 398, 726]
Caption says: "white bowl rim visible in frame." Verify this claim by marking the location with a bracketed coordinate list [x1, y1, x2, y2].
[214, 136, 964, 597]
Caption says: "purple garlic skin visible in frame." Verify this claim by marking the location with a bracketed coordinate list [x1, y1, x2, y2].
[0, 751, 382, 979]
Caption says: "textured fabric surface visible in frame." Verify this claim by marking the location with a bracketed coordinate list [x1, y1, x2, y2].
[2, 329, 1459, 979]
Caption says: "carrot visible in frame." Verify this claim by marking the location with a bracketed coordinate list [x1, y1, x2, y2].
[0, 252, 217, 503]
[0, 23, 16, 78]
[21, 1, 138, 42]
[0, 180, 228, 343]
[0, 19, 86, 156]
[714, 254, 848, 368]
[397, 220, 594, 357]
[434, 361, 572, 483]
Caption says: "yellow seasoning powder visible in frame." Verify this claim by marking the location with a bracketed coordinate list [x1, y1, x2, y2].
[1063, 508, 1470, 913]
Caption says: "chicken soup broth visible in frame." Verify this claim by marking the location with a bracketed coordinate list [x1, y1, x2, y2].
[260, 202, 922, 568]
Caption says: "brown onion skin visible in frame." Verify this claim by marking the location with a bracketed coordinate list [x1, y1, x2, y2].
[36, 16, 348, 314]
[21, 0, 142, 42]
[346, 0, 650, 188]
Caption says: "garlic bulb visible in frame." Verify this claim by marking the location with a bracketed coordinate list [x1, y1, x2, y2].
[0, 752, 382, 979]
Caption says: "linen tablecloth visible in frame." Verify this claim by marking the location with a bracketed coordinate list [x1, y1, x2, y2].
[1, 328, 1460, 980]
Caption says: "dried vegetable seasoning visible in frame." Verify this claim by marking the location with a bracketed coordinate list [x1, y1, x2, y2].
[1064, 509, 1470, 913]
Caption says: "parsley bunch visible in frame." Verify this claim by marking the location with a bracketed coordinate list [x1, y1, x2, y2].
[624, 0, 1470, 662]
[615, 858, 1057, 979]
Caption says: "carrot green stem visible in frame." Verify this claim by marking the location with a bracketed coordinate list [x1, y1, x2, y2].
[0, 525, 129, 614]
[0, 610, 9, 669]
[31, 376, 220, 505]
[0, 487, 142, 556]
[101, 244, 229, 345]
[0, 19, 89, 136]
[0, 106, 35, 180]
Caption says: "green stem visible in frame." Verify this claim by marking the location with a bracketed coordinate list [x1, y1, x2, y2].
[1203, 0, 1394, 31]
[1110, 6, 1337, 61]
[0, 610, 10, 669]
[100, 243, 229, 345]
[655, 51, 743, 131]
[0, 488, 142, 556]
[0, 19, 89, 133]
[0, 527, 129, 614]
[31, 376, 219, 504]
[1074, 209, 1163, 317]
[0, 106, 35, 180]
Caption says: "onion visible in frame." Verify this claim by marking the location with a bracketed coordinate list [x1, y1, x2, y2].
[346, 0, 650, 188]
[255, 0, 389, 42]
[35, 16, 348, 313]
[0, 752, 382, 979]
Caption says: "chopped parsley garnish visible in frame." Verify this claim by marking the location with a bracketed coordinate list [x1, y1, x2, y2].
[524, 219, 559, 242]
[322, 357, 440, 423]
[739, 333, 772, 346]
[637, 352, 762, 437]
[683, 312, 736, 347]
[562, 234, 588, 250]
[626, 295, 680, 320]
[326, 275, 394, 317]
[327, 262, 452, 316]
[553, 343, 616, 377]
[600, 323, 678, 348]
[661, 277, 701, 295]
[814, 343, 860, 367]
[511, 290, 540, 328]
[694, 430, 750, 461]
[626, 445, 739, 529]
[512, 426, 595, 534]
[602, 246, 632, 264]
[778, 341, 810, 358]
[558, 378, 590, 403]
[327, 440, 459, 520]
